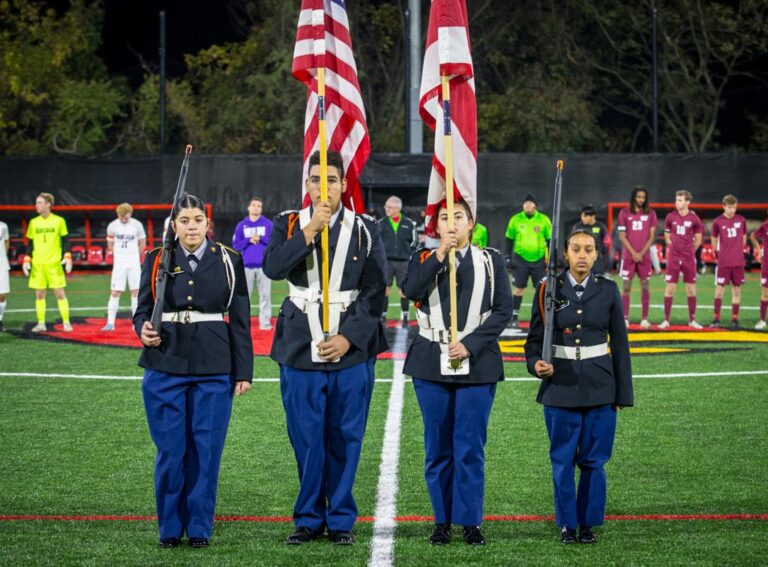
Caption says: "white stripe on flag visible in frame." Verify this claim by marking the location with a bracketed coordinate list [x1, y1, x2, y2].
[437, 26, 473, 66]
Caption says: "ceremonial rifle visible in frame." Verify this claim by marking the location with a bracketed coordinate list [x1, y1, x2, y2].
[150, 144, 193, 332]
[541, 160, 564, 364]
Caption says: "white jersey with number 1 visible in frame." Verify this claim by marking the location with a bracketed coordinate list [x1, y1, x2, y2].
[107, 218, 146, 267]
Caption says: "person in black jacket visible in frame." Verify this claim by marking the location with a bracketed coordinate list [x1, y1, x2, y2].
[134, 194, 253, 549]
[402, 198, 513, 546]
[525, 229, 633, 545]
[380, 195, 417, 327]
[263, 150, 388, 546]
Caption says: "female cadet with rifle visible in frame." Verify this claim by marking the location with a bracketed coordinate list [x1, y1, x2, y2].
[134, 193, 253, 548]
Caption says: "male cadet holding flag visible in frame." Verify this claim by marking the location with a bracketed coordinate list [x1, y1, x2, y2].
[263, 150, 388, 546]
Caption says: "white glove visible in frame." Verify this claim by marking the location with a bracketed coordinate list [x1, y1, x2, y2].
[22, 260, 31, 277]
[62, 253, 73, 274]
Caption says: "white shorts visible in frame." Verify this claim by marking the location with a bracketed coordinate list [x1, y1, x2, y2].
[111, 264, 141, 291]
[0, 269, 9, 294]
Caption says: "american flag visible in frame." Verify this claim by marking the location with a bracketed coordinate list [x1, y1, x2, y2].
[419, 0, 477, 236]
[292, 0, 370, 212]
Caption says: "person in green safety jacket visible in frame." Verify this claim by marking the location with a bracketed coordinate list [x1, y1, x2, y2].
[471, 222, 488, 248]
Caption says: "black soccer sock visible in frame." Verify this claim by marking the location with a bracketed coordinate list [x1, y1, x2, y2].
[400, 298, 410, 319]
[512, 295, 522, 319]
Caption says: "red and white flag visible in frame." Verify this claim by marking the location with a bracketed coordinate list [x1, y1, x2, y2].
[419, 0, 477, 236]
[292, 0, 370, 212]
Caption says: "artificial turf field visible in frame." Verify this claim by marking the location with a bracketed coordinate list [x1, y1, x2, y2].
[0, 272, 767, 566]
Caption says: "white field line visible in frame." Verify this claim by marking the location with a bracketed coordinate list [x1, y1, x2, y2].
[368, 328, 408, 567]
[1, 370, 768, 383]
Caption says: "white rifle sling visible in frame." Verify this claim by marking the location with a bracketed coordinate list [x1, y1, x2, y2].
[289, 207, 360, 362]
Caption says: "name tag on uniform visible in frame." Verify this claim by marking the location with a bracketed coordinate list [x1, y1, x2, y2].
[440, 353, 470, 375]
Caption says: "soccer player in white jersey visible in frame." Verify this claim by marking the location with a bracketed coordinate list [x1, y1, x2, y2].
[102, 203, 146, 331]
[0, 219, 10, 332]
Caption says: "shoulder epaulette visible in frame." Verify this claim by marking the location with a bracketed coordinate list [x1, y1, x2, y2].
[484, 247, 502, 255]
[418, 249, 433, 263]
[360, 213, 377, 223]
[218, 243, 240, 256]
[595, 273, 614, 282]
[148, 246, 162, 255]
[276, 209, 298, 219]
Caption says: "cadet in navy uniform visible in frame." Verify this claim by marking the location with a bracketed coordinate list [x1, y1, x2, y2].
[134, 194, 253, 549]
[401, 198, 513, 546]
[263, 150, 388, 545]
[524, 229, 633, 545]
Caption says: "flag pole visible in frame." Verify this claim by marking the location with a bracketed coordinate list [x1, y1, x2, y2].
[317, 67, 330, 337]
[441, 74, 459, 360]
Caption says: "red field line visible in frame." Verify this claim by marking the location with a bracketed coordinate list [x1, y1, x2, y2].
[1, 513, 766, 522]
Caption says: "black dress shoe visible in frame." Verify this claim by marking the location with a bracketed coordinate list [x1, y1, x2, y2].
[578, 527, 597, 544]
[560, 527, 577, 544]
[188, 537, 209, 548]
[158, 537, 181, 548]
[462, 525, 485, 545]
[286, 526, 325, 545]
[328, 531, 355, 545]
[429, 523, 451, 545]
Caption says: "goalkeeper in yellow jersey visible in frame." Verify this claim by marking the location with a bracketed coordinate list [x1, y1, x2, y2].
[22, 193, 73, 332]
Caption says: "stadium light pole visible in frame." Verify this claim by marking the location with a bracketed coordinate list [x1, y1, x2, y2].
[159, 10, 167, 155]
[407, 0, 422, 153]
[652, 6, 659, 153]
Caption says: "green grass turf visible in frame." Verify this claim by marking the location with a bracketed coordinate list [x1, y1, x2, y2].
[0, 271, 767, 565]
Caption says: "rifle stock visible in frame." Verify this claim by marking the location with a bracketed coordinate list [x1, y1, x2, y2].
[149, 144, 193, 332]
[541, 160, 564, 364]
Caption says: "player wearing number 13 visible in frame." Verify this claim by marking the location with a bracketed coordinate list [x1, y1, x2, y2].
[710, 195, 747, 328]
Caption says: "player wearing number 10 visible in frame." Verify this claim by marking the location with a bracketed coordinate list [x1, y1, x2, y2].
[102, 203, 147, 331]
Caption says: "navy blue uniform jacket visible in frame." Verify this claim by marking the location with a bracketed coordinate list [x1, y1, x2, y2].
[401, 247, 513, 384]
[262, 209, 388, 371]
[525, 272, 633, 408]
[133, 240, 254, 382]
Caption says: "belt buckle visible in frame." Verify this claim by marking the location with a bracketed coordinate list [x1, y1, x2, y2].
[575, 346, 581, 361]
[183, 311, 191, 324]
[438, 329, 450, 344]
[170, 312, 178, 323]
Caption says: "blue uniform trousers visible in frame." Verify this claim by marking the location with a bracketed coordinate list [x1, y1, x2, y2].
[543, 404, 617, 530]
[280, 359, 375, 532]
[141, 369, 234, 540]
[412, 379, 497, 527]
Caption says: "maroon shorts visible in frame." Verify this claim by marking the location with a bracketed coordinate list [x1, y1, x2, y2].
[619, 253, 652, 281]
[665, 256, 697, 284]
[715, 265, 745, 287]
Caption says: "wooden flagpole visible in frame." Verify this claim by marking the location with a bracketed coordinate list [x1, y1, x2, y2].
[441, 74, 459, 358]
[317, 67, 330, 336]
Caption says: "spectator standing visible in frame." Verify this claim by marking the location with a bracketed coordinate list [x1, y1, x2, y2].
[659, 190, 704, 329]
[505, 194, 551, 328]
[232, 197, 273, 330]
[380, 196, 417, 327]
[709, 195, 747, 328]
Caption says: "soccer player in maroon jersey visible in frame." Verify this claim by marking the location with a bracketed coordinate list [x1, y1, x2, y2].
[617, 186, 658, 328]
[709, 195, 747, 328]
[750, 210, 768, 330]
[659, 190, 704, 329]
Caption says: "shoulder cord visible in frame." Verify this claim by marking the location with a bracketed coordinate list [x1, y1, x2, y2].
[538, 280, 547, 326]
[219, 245, 236, 311]
[357, 217, 372, 257]
[481, 249, 495, 305]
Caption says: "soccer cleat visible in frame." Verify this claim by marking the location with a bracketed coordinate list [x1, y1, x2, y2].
[688, 320, 703, 330]
[755, 320, 767, 330]
[31, 323, 47, 333]
[508, 317, 519, 329]
[708, 320, 721, 328]
[62, 323, 74, 332]
[640, 319, 652, 329]
[730, 320, 740, 330]
[0, 322, 5, 332]
[657, 320, 670, 329]
[401, 315, 409, 329]
[101, 323, 115, 332]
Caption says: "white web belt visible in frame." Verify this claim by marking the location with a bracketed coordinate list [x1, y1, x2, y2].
[162, 311, 225, 324]
[553, 343, 609, 361]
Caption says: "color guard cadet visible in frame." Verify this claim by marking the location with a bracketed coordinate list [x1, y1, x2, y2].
[134, 194, 253, 549]
[402, 198, 513, 546]
[263, 150, 388, 545]
[525, 229, 633, 545]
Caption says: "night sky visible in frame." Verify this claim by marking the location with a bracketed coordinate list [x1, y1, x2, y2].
[98, 0, 244, 84]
